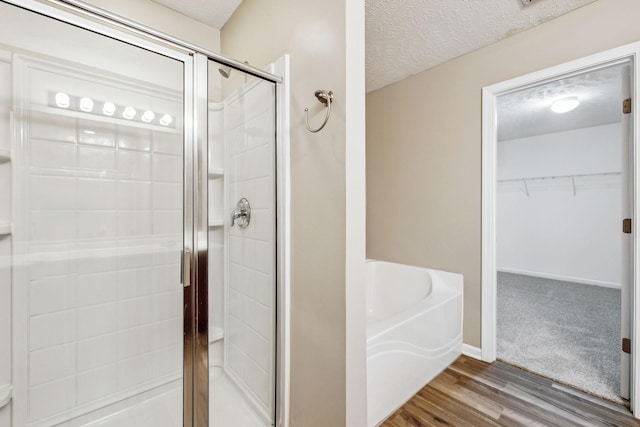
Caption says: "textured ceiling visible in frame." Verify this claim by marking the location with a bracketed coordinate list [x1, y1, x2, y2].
[366, 0, 598, 92]
[150, 0, 242, 29]
[497, 63, 628, 141]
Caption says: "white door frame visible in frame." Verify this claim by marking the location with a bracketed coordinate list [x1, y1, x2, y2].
[481, 41, 640, 415]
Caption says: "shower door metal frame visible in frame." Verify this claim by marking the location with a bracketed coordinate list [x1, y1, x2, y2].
[3, 1, 286, 426]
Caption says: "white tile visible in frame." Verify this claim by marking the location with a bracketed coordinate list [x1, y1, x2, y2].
[76, 252, 117, 274]
[152, 290, 182, 322]
[118, 151, 151, 181]
[77, 364, 117, 404]
[77, 302, 118, 339]
[152, 154, 182, 183]
[253, 176, 274, 210]
[152, 343, 182, 377]
[77, 333, 117, 373]
[118, 127, 151, 152]
[78, 119, 116, 147]
[29, 310, 76, 350]
[29, 275, 75, 315]
[78, 211, 117, 239]
[117, 324, 153, 360]
[29, 257, 71, 280]
[117, 211, 152, 237]
[252, 334, 271, 372]
[30, 211, 76, 242]
[117, 250, 154, 270]
[153, 246, 181, 267]
[29, 112, 76, 143]
[253, 363, 271, 407]
[78, 146, 117, 172]
[252, 144, 272, 179]
[253, 271, 272, 306]
[28, 375, 76, 422]
[31, 176, 76, 210]
[151, 318, 182, 350]
[253, 301, 272, 340]
[152, 182, 182, 210]
[117, 181, 152, 210]
[117, 297, 153, 329]
[29, 343, 76, 386]
[77, 271, 117, 306]
[30, 139, 76, 170]
[117, 352, 154, 391]
[152, 211, 182, 235]
[153, 264, 180, 293]
[153, 132, 182, 156]
[253, 240, 273, 274]
[251, 209, 274, 242]
[117, 267, 153, 299]
[77, 178, 116, 210]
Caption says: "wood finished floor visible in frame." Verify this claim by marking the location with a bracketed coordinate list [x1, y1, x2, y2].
[381, 356, 640, 427]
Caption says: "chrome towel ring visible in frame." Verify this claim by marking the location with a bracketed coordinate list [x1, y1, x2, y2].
[304, 90, 334, 133]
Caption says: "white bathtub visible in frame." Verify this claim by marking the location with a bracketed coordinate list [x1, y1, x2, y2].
[366, 260, 463, 426]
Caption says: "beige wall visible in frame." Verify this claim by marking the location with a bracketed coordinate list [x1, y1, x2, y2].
[366, 0, 640, 348]
[222, 1, 348, 426]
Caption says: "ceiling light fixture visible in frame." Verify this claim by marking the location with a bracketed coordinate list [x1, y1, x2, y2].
[551, 96, 580, 114]
[159, 114, 173, 126]
[141, 110, 155, 123]
[122, 106, 136, 120]
[102, 102, 116, 116]
[55, 92, 70, 108]
[79, 97, 94, 112]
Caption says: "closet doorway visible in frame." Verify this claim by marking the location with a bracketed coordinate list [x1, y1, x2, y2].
[497, 61, 630, 403]
[482, 45, 640, 414]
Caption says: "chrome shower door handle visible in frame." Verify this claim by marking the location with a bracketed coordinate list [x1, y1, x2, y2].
[231, 198, 251, 228]
[181, 249, 191, 288]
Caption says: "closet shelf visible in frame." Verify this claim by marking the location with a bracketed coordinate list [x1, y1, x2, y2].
[209, 327, 224, 343]
[208, 168, 224, 178]
[0, 384, 12, 409]
[0, 149, 10, 164]
[29, 104, 181, 135]
[0, 223, 11, 236]
[498, 171, 621, 183]
[498, 171, 621, 197]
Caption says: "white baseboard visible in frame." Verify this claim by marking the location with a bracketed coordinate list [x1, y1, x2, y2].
[497, 267, 621, 289]
[462, 344, 482, 360]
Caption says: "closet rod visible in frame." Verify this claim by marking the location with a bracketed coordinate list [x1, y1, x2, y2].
[498, 171, 621, 183]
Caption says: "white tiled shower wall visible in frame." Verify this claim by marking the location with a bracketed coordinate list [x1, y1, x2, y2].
[225, 80, 276, 418]
[14, 64, 184, 426]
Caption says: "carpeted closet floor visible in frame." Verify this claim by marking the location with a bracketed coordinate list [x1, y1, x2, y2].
[497, 272, 623, 404]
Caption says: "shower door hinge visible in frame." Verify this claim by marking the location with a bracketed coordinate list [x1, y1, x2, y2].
[623, 338, 631, 354]
[623, 218, 632, 234]
[623, 98, 632, 114]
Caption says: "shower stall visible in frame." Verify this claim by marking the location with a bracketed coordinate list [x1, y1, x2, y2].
[0, 1, 283, 426]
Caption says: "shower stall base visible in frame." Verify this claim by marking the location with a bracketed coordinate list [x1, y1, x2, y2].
[53, 382, 181, 427]
[210, 366, 267, 427]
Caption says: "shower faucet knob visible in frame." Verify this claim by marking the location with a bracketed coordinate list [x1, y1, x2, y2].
[231, 198, 251, 228]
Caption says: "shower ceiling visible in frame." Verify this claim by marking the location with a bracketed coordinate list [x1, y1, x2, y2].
[366, 0, 598, 92]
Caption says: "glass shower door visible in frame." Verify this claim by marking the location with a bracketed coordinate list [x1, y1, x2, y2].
[0, 3, 187, 426]
[207, 60, 277, 427]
